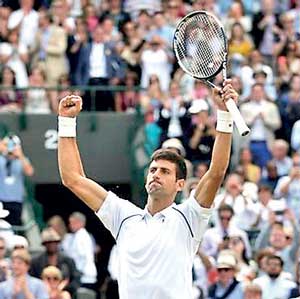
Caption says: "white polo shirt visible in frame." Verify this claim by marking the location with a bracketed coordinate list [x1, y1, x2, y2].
[96, 191, 211, 299]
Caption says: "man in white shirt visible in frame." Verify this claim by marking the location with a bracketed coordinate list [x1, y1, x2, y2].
[253, 254, 298, 299]
[62, 212, 97, 290]
[240, 83, 281, 168]
[57, 81, 239, 299]
[7, 0, 39, 48]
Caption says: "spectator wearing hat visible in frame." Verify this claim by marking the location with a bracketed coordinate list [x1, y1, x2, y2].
[30, 227, 81, 297]
[0, 248, 49, 299]
[11, 235, 29, 250]
[208, 250, 244, 299]
[186, 99, 215, 166]
[161, 138, 193, 179]
[253, 254, 299, 299]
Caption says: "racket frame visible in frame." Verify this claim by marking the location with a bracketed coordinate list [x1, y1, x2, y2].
[173, 10, 250, 136]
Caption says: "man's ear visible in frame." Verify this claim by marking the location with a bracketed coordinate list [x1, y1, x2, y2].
[176, 179, 185, 192]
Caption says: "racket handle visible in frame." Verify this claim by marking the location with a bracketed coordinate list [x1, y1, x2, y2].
[225, 99, 250, 136]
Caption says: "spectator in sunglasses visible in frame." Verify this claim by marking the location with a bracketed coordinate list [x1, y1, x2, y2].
[208, 250, 244, 299]
[41, 266, 70, 299]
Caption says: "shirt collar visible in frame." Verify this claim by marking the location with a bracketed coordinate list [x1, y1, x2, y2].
[142, 203, 177, 219]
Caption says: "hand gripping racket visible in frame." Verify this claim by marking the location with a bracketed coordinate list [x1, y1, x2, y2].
[173, 10, 250, 136]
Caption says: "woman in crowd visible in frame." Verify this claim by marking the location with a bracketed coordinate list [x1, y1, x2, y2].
[42, 266, 71, 299]
[0, 66, 23, 113]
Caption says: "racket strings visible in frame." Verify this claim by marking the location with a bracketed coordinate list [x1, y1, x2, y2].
[174, 14, 226, 78]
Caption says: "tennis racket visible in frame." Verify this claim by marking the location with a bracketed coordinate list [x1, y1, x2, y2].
[173, 10, 250, 136]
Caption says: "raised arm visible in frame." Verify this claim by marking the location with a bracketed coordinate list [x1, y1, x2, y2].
[57, 95, 108, 212]
[194, 81, 238, 208]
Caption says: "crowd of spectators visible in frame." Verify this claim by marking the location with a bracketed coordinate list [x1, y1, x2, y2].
[0, 0, 300, 298]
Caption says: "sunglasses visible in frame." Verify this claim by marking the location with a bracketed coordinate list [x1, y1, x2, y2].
[220, 216, 231, 221]
[44, 276, 60, 281]
[217, 268, 232, 272]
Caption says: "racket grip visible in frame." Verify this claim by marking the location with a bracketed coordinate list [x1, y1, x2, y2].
[225, 99, 250, 136]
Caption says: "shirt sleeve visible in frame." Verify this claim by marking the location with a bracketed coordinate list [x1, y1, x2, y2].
[177, 195, 212, 241]
[95, 191, 142, 239]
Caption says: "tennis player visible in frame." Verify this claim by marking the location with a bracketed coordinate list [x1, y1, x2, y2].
[57, 80, 238, 299]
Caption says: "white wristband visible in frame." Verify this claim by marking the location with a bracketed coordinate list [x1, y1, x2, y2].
[216, 110, 233, 133]
[58, 116, 76, 137]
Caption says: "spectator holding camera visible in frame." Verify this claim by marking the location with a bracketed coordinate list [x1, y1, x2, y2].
[0, 134, 34, 226]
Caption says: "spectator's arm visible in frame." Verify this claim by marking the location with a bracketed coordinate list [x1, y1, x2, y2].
[197, 249, 213, 271]
[13, 146, 34, 176]
[189, 127, 204, 150]
[261, 104, 281, 130]
[283, 209, 300, 261]
[46, 30, 67, 56]
[273, 34, 287, 56]
[254, 222, 272, 251]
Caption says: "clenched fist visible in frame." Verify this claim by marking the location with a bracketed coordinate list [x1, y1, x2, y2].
[58, 95, 83, 117]
[212, 79, 239, 111]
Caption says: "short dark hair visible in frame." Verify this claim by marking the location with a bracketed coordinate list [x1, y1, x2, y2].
[267, 254, 284, 267]
[150, 149, 187, 180]
[218, 204, 234, 216]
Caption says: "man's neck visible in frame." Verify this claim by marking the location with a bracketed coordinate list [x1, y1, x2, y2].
[146, 196, 174, 216]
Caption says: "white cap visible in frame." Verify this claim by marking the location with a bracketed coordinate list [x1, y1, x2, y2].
[11, 235, 29, 249]
[216, 251, 237, 269]
[189, 99, 209, 114]
[162, 138, 186, 157]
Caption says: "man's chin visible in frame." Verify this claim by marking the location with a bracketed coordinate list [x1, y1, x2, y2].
[147, 186, 163, 196]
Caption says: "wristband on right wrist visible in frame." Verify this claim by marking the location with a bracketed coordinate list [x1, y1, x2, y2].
[58, 116, 77, 137]
[216, 110, 233, 133]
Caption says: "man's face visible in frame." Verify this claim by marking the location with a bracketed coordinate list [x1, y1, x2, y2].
[251, 85, 265, 101]
[11, 257, 29, 276]
[69, 217, 82, 232]
[145, 159, 183, 197]
[219, 211, 232, 229]
[93, 26, 104, 43]
[44, 241, 59, 254]
[217, 267, 235, 285]
[266, 257, 282, 278]
[270, 228, 286, 249]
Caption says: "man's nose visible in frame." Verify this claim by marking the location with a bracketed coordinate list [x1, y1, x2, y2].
[152, 169, 160, 178]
